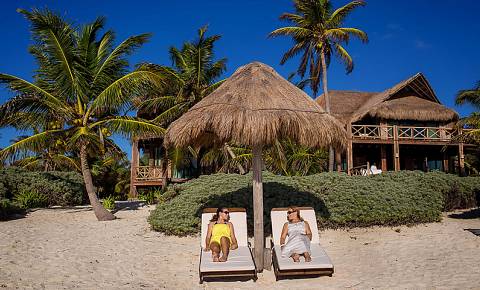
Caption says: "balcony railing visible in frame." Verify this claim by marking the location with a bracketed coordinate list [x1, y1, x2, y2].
[351, 125, 461, 142]
[134, 166, 165, 180]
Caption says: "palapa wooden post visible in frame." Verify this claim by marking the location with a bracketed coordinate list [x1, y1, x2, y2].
[443, 151, 449, 173]
[393, 125, 400, 171]
[346, 122, 353, 175]
[380, 144, 387, 171]
[252, 144, 264, 271]
[129, 138, 139, 198]
[335, 150, 342, 172]
[458, 129, 465, 176]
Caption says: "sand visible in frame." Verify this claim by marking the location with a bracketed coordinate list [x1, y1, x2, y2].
[1, 206, 479, 290]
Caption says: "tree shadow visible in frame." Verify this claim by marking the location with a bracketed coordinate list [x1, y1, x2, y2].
[448, 207, 480, 219]
[112, 200, 146, 213]
[197, 182, 329, 237]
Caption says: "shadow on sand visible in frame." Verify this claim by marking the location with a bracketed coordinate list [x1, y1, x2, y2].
[448, 207, 480, 219]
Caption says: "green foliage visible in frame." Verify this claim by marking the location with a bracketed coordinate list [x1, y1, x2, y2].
[270, 0, 368, 95]
[91, 156, 130, 200]
[14, 189, 49, 209]
[148, 171, 480, 236]
[0, 199, 23, 220]
[102, 195, 116, 210]
[138, 188, 163, 205]
[0, 167, 85, 206]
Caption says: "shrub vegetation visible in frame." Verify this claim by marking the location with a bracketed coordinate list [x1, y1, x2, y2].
[0, 199, 24, 221]
[0, 167, 86, 206]
[148, 171, 480, 236]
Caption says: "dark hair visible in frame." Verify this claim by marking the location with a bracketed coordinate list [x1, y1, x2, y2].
[210, 207, 228, 222]
[287, 206, 304, 222]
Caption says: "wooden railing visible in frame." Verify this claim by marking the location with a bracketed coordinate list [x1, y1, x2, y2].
[351, 124, 458, 141]
[349, 164, 368, 176]
[134, 166, 164, 180]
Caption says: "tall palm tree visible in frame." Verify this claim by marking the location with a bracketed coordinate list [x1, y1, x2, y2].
[456, 80, 480, 137]
[135, 26, 228, 180]
[136, 26, 226, 126]
[270, 0, 368, 171]
[0, 9, 164, 220]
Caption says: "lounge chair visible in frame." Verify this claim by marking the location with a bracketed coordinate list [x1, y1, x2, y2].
[270, 207, 334, 280]
[199, 208, 257, 283]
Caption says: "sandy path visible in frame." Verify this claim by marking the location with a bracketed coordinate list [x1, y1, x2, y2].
[0, 206, 479, 289]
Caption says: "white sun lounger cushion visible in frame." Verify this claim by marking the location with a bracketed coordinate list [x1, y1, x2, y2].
[271, 208, 333, 271]
[199, 210, 254, 273]
[200, 246, 255, 272]
[273, 244, 333, 270]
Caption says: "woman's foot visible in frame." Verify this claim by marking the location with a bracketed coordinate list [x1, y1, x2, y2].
[219, 255, 228, 262]
[212, 254, 220, 262]
[304, 252, 312, 262]
[292, 254, 300, 263]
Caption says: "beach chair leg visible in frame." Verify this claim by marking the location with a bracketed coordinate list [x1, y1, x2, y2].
[199, 274, 203, 284]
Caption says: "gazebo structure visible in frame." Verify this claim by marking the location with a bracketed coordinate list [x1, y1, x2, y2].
[165, 62, 346, 271]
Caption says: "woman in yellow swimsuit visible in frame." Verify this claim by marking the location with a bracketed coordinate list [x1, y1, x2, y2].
[204, 207, 238, 262]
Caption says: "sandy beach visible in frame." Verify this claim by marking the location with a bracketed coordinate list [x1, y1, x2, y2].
[1, 206, 479, 290]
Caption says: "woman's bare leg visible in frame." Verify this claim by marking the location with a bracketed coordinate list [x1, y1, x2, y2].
[219, 237, 230, 262]
[291, 253, 300, 262]
[210, 242, 221, 262]
[304, 252, 312, 262]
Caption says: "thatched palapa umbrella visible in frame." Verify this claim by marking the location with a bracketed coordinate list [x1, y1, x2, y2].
[165, 62, 346, 270]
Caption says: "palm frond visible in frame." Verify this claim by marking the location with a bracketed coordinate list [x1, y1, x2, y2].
[329, 0, 366, 26]
[90, 116, 165, 139]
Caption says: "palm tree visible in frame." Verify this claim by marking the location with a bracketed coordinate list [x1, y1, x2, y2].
[270, 0, 368, 171]
[135, 26, 228, 180]
[0, 9, 164, 220]
[136, 26, 226, 126]
[456, 80, 480, 139]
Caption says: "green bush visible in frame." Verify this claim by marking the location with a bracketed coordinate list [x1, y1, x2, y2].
[0, 199, 24, 221]
[0, 167, 86, 206]
[148, 171, 480, 236]
[14, 189, 49, 209]
[102, 195, 116, 210]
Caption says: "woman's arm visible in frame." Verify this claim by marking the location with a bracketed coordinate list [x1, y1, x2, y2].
[204, 222, 213, 251]
[229, 222, 238, 250]
[304, 221, 312, 241]
[280, 223, 288, 246]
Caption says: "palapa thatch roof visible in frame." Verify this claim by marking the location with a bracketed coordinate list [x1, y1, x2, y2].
[316, 73, 459, 124]
[316, 90, 377, 124]
[165, 62, 347, 150]
[366, 96, 458, 121]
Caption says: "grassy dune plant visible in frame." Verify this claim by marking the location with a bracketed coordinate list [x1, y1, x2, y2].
[102, 195, 116, 211]
[14, 189, 49, 209]
[148, 171, 480, 236]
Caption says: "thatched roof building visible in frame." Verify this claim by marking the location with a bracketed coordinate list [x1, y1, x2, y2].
[316, 73, 459, 125]
[165, 62, 346, 150]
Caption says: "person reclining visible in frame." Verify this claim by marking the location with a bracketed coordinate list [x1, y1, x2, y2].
[204, 207, 238, 262]
[280, 206, 313, 262]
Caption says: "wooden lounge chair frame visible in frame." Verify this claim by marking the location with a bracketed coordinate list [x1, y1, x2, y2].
[199, 208, 257, 284]
[270, 207, 334, 280]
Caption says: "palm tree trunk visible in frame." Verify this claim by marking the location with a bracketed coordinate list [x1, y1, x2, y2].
[80, 144, 115, 221]
[224, 143, 246, 174]
[320, 50, 335, 172]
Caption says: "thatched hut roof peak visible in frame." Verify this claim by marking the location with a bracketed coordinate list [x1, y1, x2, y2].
[165, 62, 347, 149]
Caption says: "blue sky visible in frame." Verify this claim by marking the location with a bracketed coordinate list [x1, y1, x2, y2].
[1, 0, 479, 158]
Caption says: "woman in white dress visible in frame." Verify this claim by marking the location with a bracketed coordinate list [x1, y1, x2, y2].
[280, 206, 312, 262]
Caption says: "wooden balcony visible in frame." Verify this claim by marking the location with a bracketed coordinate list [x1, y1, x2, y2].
[350, 124, 464, 144]
[132, 166, 165, 186]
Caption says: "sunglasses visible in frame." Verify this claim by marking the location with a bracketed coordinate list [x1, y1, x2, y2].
[222, 211, 230, 214]
[287, 211, 296, 215]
